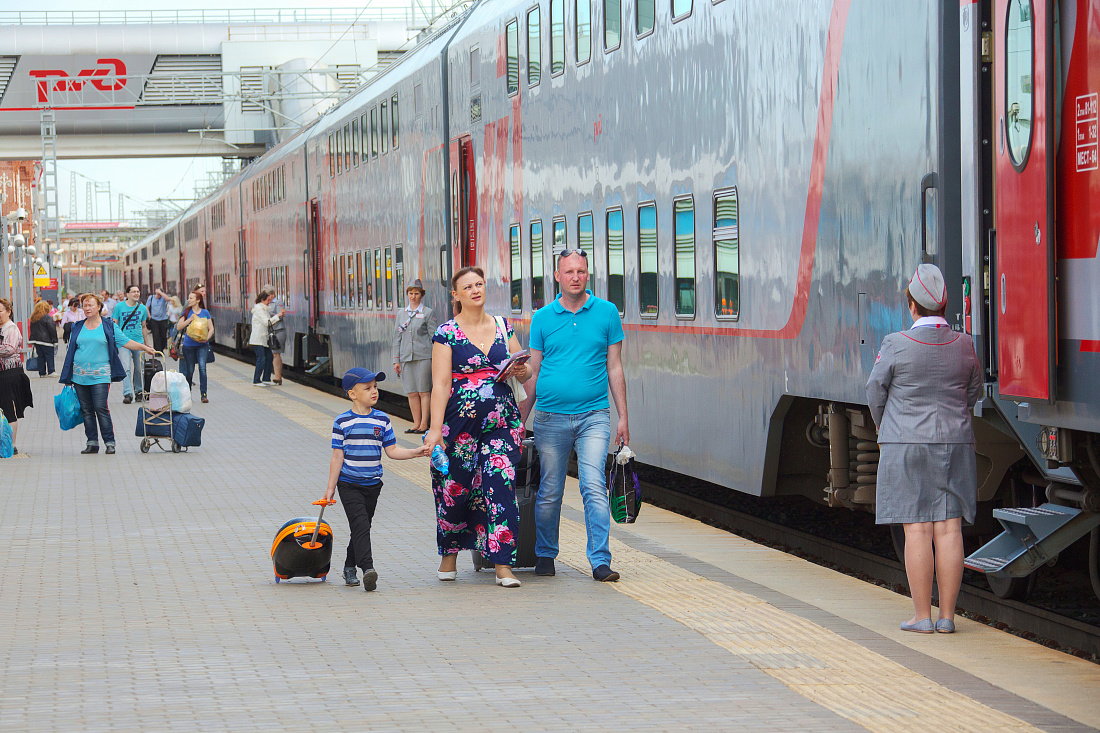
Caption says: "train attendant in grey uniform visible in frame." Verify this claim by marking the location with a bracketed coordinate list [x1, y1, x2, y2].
[391, 279, 437, 434]
[866, 264, 982, 634]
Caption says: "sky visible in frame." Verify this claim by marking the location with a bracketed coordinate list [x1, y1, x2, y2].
[25, 0, 420, 222]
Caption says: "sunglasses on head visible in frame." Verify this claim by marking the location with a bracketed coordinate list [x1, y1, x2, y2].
[558, 248, 588, 260]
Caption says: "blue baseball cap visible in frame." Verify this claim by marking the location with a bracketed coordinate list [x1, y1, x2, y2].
[342, 367, 386, 391]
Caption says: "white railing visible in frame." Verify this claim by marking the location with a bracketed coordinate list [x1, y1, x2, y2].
[0, 8, 410, 25]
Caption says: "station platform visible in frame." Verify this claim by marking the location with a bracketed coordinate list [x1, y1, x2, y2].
[2, 355, 1099, 732]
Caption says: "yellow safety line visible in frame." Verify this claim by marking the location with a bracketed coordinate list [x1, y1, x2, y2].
[215, 363, 1040, 733]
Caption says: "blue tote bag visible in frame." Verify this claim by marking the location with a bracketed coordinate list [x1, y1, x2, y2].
[54, 386, 82, 431]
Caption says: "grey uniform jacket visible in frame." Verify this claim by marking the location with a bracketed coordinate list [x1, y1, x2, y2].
[866, 326, 982, 444]
[391, 305, 438, 364]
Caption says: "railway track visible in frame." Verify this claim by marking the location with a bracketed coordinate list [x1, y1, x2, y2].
[223, 348, 1100, 661]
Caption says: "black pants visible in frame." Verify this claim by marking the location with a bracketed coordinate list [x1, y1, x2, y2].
[338, 480, 382, 571]
[149, 319, 170, 352]
[35, 344, 56, 375]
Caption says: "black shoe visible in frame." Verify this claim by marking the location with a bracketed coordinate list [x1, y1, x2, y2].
[535, 557, 556, 576]
[343, 567, 359, 586]
[592, 565, 620, 582]
[362, 568, 378, 592]
[123, 394, 132, 404]
[81, 445, 99, 454]
[105, 445, 116, 454]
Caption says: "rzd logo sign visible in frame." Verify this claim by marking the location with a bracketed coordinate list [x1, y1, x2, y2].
[28, 59, 127, 103]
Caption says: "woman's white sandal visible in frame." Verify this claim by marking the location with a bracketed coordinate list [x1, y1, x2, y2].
[495, 576, 521, 588]
[437, 570, 458, 581]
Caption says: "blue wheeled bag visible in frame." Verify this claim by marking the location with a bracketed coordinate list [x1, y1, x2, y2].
[135, 408, 205, 448]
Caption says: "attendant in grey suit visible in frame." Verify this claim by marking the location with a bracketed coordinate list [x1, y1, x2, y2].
[392, 279, 438, 433]
[867, 264, 982, 635]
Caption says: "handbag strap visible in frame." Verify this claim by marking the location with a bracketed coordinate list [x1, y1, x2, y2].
[493, 316, 510, 355]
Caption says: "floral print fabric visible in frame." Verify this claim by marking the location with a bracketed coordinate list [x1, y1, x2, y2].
[431, 317, 524, 564]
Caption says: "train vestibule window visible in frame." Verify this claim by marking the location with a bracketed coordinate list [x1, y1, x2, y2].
[550, 0, 565, 75]
[381, 101, 389, 154]
[637, 0, 654, 36]
[576, 0, 591, 64]
[604, 0, 621, 50]
[391, 94, 400, 149]
[606, 208, 625, 314]
[506, 20, 520, 96]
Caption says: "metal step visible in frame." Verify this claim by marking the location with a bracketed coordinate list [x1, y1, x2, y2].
[965, 502, 1100, 578]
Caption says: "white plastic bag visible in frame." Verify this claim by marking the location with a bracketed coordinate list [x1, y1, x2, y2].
[151, 370, 192, 413]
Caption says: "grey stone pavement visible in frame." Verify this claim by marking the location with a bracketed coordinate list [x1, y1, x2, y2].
[0, 356, 856, 732]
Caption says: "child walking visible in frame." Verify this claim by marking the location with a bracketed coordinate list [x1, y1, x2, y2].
[324, 368, 429, 591]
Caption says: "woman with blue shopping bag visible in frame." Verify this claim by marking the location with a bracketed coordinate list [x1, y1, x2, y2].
[58, 293, 156, 455]
[0, 298, 33, 455]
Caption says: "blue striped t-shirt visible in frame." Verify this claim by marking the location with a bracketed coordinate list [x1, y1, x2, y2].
[331, 409, 396, 485]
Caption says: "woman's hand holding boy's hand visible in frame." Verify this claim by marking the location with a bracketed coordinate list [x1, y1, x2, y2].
[423, 428, 445, 453]
[415, 444, 432, 458]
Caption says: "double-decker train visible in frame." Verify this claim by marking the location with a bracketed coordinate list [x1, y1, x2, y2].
[124, 0, 1100, 599]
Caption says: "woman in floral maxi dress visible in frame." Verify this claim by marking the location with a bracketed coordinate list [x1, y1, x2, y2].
[424, 267, 532, 588]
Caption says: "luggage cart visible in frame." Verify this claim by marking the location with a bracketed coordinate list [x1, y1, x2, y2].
[137, 351, 181, 453]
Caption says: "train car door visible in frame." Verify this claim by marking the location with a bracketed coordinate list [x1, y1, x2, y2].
[160, 260, 167, 291]
[178, 250, 185, 295]
[448, 136, 477, 270]
[307, 198, 321, 328]
[993, 0, 1056, 401]
[237, 228, 249, 318]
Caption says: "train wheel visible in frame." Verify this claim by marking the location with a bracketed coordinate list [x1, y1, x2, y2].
[986, 572, 1036, 601]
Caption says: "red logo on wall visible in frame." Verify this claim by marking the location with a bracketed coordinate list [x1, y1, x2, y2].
[28, 59, 127, 103]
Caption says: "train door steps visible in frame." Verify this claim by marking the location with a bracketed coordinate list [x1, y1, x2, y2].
[965, 503, 1100, 577]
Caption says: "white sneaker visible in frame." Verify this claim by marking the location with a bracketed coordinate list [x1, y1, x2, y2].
[261, 381, 274, 386]
[253, 382, 268, 387]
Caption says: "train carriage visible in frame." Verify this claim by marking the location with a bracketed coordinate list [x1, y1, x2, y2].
[120, 0, 1100, 600]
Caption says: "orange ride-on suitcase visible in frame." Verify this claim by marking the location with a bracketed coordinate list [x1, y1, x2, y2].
[271, 499, 335, 583]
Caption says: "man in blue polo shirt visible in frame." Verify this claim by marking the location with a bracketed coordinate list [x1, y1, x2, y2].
[520, 249, 629, 582]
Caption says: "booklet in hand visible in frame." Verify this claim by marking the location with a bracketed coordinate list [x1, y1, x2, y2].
[495, 349, 530, 381]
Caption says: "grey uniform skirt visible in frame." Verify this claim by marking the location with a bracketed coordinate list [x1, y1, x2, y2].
[875, 443, 977, 525]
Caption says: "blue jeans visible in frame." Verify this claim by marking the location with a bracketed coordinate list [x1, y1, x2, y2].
[253, 345, 273, 384]
[532, 408, 612, 570]
[34, 344, 55, 375]
[182, 344, 209, 395]
[73, 382, 114, 447]
[119, 346, 142, 397]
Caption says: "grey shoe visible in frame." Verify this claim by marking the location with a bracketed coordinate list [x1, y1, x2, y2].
[342, 567, 359, 586]
[900, 618, 935, 634]
[935, 618, 955, 633]
[362, 568, 378, 592]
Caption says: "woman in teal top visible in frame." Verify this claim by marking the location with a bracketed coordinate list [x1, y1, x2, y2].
[59, 293, 156, 454]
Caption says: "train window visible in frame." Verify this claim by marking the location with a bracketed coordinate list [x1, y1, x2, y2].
[361, 114, 368, 163]
[331, 256, 337, 307]
[672, 0, 691, 20]
[414, 84, 423, 119]
[338, 253, 347, 309]
[374, 249, 383, 308]
[365, 248, 374, 306]
[391, 94, 400, 149]
[552, 218, 567, 297]
[604, 0, 620, 51]
[471, 47, 480, 87]
[638, 203, 658, 316]
[356, 251, 364, 308]
[578, 212, 593, 280]
[343, 124, 351, 170]
[527, 7, 541, 86]
[510, 224, 523, 312]
[531, 220, 545, 309]
[606, 208, 625, 314]
[335, 132, 343, 174]
[637, 0, 654, 36]
[506, 20, 520, 96]
[385, 247, 393, 308]
[1005, 0, 1034, 169]
[328, 134, 335, 177]
[673, 197, 695, 317]
[352, 119, 360, 166]
[714, 189, 739, 319]
[550, 0, 565, 76]
[395, 245, 405, 308]
[381, 101, 389, 155]
[347, 255, 356, 311]
[371, 107, 379, 158]
[576, 0, 591, 64]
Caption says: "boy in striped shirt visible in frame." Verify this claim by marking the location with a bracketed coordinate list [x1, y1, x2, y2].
[323, 368, 429, 591]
